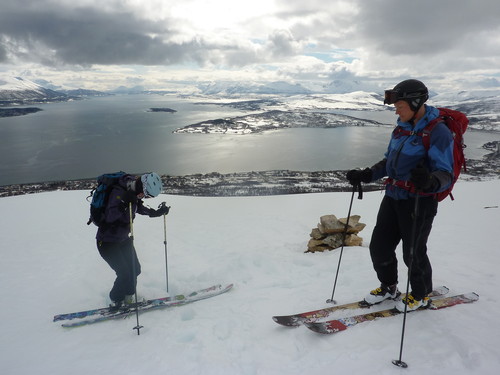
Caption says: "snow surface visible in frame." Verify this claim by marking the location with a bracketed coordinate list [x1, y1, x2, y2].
[1, 179, 499, 375]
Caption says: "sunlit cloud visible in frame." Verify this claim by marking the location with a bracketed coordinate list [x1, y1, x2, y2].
[1, 0, 499, 92]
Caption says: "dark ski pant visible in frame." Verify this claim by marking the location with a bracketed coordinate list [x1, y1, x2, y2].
[97, 238, 141, 303]
[369, 195, 438, 300]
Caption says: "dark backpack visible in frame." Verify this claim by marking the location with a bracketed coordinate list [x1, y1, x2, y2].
[86, 172, 128, 226]
[392, 108, 469, 201]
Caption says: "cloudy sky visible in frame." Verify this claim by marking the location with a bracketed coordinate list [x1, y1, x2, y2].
[1, 0, 499, 92]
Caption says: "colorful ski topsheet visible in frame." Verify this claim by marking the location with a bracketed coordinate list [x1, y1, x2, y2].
[54, 294, 184, 322]
[304, 292, 479, 334]
[54, 284, 233, 326]
[272, 286, 449, 327]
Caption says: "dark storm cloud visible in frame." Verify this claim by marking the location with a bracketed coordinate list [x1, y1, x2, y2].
[0, 1, 204, 66]
[0, 44, 7, 62]
[354, 0, 500, 57]
[276, 0, 500, 59]
[2, 0, 499, 76]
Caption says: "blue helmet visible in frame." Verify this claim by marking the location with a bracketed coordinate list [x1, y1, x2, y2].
[141, 172, 162, 197]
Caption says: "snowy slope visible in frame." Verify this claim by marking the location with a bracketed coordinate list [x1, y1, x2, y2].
[0, 76, 67, 101]
[1, 179, 499, 375]
[0, 77, 44, 91]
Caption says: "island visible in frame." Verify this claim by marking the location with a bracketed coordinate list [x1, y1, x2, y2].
[0, 107, 43, 118]
[148, 107, 177, 113]
[173, 110, 387, 135]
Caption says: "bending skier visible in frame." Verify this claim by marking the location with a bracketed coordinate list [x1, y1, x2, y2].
[346, 79, 454, 312]
[96, 172, 170, 309]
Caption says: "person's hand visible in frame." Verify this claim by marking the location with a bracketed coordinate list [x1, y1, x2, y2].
[410, 165, 438, 192]
[149, 202, 170, 217]
[346, 168, 372, 185]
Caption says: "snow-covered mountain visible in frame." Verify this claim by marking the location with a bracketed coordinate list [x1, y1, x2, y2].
[197, 80, 312, 96]
[60, 88, 111, 97]
[0, 76, 69, 104]
[3, 75, 500, 105]
[0, 77, 112, 104]
[1, 77, 499, 131]
[321, 78, 379, 94]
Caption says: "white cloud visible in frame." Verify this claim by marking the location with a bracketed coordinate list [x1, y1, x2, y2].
[1, 0, 499, 92]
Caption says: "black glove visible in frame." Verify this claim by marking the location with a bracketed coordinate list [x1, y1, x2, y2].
[346, 168, 372, 185]
[149, 202, 170, 217]
[121, 190, 138, 205]
[410, 165, 438, 192]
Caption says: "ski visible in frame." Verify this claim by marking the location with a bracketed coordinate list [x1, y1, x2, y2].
[305, 292, 479, 334]
[272, 285, 449, 327]
[54, 284, 233, 327]
[54, 284, 229, 322]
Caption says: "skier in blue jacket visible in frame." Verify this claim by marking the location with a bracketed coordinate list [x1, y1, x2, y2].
[346, 79, 454, 312]
[96, 172, 170, 309]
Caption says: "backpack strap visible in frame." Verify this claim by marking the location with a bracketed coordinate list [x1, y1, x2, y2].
[387, 116, 445, 199]
[392, 116, 443, 150]
[420, 117, 443, 150]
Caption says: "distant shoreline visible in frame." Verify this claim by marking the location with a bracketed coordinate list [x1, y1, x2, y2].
[1, 150, 498, 198]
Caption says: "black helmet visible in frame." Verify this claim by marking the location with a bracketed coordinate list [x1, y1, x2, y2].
[384, 79, 429, 112]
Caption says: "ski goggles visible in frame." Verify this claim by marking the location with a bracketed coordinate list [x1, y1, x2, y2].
[384, 89, 427, 105]
[384, 89, 399, 105]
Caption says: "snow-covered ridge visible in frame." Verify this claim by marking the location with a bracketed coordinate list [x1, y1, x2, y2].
[0, 77, 70, 104]
[0, 76, 43, 91]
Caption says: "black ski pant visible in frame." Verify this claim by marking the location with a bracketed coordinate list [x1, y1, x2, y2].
[369, 195, 438, 300]
[97, 238, 141, 303]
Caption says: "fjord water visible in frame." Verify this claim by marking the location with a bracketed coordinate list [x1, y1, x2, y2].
[0, 95, 496, 185]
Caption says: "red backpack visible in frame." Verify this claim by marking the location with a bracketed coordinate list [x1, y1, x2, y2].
[391, 108, 469, 201]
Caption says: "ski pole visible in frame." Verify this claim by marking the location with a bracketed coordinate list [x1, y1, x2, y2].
[326, 182, 363, 304]
[392, 194, 420, 368]
[129, 202, 143, 335]
[160, 202, 170, 293]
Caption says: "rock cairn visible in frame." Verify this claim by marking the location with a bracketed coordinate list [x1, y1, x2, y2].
[306, 214, 365, 253]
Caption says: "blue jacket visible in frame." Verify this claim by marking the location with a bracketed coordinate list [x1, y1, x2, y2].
[371, 105, 454, 200]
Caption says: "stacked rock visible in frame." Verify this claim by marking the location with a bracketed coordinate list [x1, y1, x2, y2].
[306, 214, 365, 253]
